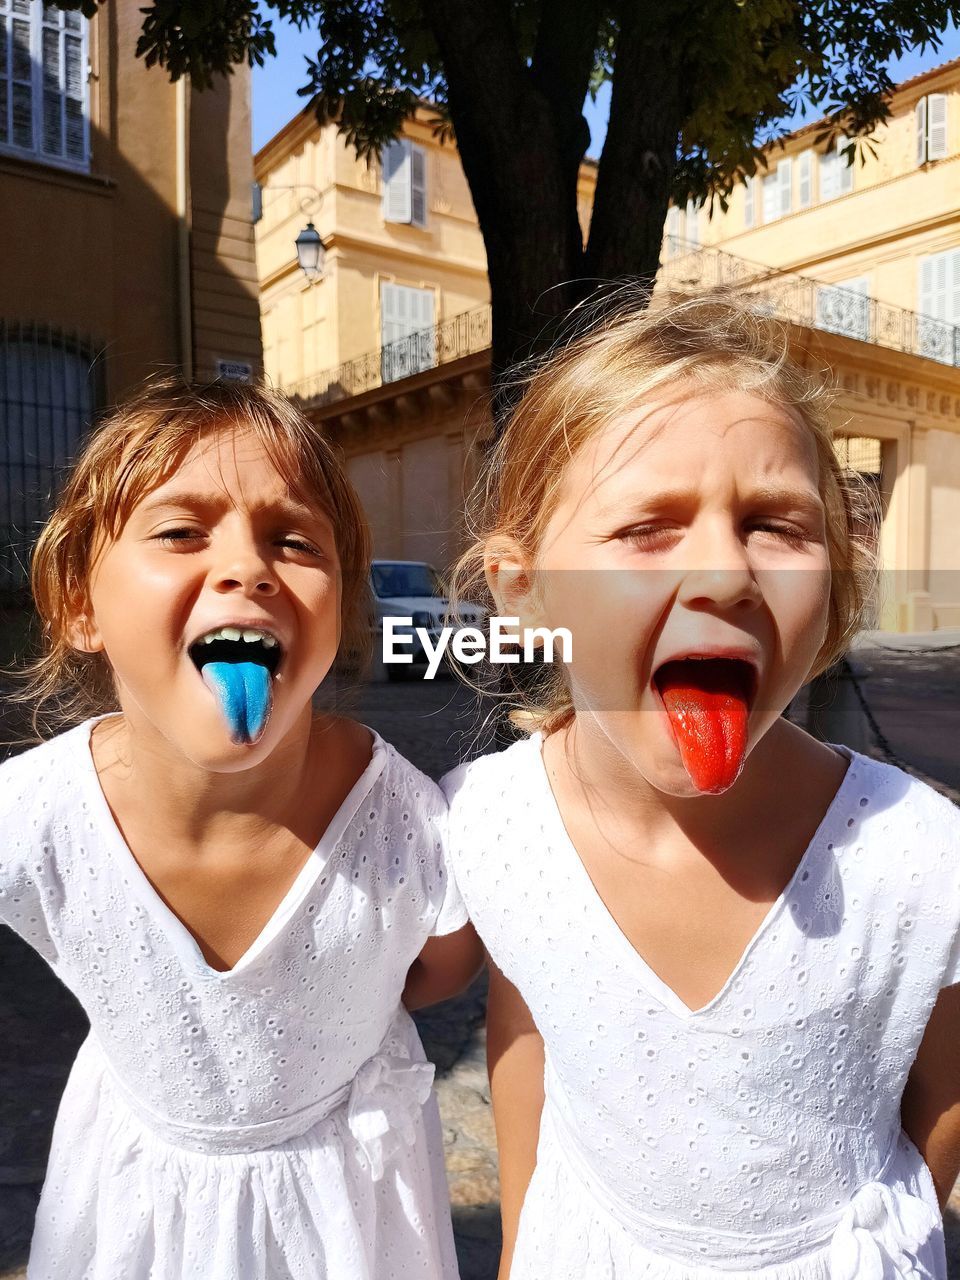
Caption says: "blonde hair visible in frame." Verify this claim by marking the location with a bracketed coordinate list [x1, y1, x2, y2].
[450, 286, 879, 735]
[21, 376, 372, 737]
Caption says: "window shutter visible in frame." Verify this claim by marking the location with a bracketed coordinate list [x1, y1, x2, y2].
[928, 94, 948, 161]
[382, 140, 412, 223]
[778, 157, 792, 216]
[414, 287, 435, 369]
[744, 176, 754, 227]
[918, 252, 957, 363]
[684, 199, 699, 247]
[798, 151, 812, 208]
[410, 144, 427, 226]
[762, 170, 778, 222]
[916, 96, 928, 165]
[380, 282, 403, 349]
[951, 249, 960, 325]
[665, 205, 680, 255]
[838, 137, 853, 194]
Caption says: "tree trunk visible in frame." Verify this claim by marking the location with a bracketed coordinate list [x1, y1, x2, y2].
[422, 1, 684, 427]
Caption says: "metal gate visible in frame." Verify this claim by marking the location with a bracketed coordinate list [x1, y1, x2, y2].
[0, 321, 104, 592]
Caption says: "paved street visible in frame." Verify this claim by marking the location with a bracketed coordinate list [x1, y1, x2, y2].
[2, 647, 960, 1277]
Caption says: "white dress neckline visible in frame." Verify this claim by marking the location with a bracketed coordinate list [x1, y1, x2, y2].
[526, 730, 857, 1020]
[68, 714, 388, 981]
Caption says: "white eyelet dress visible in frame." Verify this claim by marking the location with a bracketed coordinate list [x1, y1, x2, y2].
[442, 734, 960, 1279]
[0, 719, 467, 1280]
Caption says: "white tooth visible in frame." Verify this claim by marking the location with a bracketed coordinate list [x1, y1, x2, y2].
[221, 627, 242, 641]
[262, 635, 278, 648]
[242, 630, 261, 643]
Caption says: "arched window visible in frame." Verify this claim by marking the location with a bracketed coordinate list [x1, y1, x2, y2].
[0, 322, 103, 589]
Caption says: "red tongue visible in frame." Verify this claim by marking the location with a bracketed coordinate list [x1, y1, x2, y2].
[656, 660, 751, 794]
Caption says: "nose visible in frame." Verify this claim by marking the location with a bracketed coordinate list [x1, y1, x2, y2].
[211, 531, 279, 597]
[676, 523, 763, 613]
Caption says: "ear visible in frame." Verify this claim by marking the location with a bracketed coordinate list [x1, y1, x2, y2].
[483, 536, 550, 637]
[64, 598, 104, 655]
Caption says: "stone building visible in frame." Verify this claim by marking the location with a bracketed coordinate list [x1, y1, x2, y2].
[254, 60, 960, 632]
[1, 0, 263, 587]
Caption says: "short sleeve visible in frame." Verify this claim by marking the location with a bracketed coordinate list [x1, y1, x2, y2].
[430, 849, 469, 937]
[0, 752, 59, 964]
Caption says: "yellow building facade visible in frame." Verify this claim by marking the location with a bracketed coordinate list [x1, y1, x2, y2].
[1, 0, 262, 587]
[255, 62, 960, 633]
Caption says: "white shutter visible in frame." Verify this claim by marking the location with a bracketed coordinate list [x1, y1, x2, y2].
[410, 143, 427, 226]
[778, 157, 792, 216]
[382, 140, 412, 223]
[413, 287, 435, 370]
[684, 199, 699, 247]
[917, 252, 958, 364]
[916, 96, 928, 165]
[744, 175, 755, 227]
[838, 136, 853, 194]
[762, 170, 778, 222]
[380, 282, 403, 348]
[928, 94, 948, 160]
[819, 149, 836, 202]
[665, 205, 680, 255]
[798, 150, 812, 208]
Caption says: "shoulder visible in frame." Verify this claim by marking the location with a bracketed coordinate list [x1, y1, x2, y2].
[440, 732, 539, 814]
[0, 725, 87, 821]
[841, 748, 960, 884]
[375, 736, 446, 822]
[845, 749, 959, 837]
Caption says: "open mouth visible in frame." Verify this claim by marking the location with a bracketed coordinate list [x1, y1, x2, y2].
[652, 656, 757, 708]
[187, 627, 284, 745]
[652, 657, 757, 794]
[188, 627, 283, 678]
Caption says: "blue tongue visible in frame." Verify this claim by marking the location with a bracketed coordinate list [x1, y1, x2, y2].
[200, 661, 272, 744]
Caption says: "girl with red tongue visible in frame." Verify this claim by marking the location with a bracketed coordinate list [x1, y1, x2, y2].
[441, 290, 960, 1280]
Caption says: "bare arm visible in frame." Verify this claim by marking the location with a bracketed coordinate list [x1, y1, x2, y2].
[901, 983, 960, 1207]
[487, 957, 546, 1280]
[403, 922, 485, 1011]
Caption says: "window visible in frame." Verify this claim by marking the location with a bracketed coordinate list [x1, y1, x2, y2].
[380, 282, 435, 382]
[743, 175, 757, 228]
[797, 150, 813, 209]
[918, 250, 960, 366]
[0, 1, 88, 168]
[916, 94, 948, 165]
[664, 205, 681, 256]
[684, 199, 699, 248]
[381, 138, 427, 227]
[819, 137, 853, 201]
[0, 321, 100, 587]
[815, 276, 870, 341]
[761, 158, 792, 222]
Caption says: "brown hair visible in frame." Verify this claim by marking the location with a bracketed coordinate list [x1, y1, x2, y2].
[450, 286, 879, 735]
[21, 376, 372, 736]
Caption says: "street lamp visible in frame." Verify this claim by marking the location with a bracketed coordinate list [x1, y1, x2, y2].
[295, 221, 324, 282]
[255, 182, 326, 283]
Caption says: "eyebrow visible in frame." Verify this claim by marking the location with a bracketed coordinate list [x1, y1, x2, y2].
[598, 485, 825, 519]
[137, 490, 334, 527]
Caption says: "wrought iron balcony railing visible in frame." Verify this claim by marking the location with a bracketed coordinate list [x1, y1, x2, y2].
[286, 241, 959, 409]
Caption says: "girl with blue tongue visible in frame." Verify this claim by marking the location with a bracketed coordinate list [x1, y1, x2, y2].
[5, 377, 482, 1280]
[200, 659, 272, 744]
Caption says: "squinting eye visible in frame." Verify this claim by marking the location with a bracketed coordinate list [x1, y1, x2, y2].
[619, 525, 677, 548]
[154, 528, 204, 545]
[278, 537, 323, 555]
[750, 523, 810, 545]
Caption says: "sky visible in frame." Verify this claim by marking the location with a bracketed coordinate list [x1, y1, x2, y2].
[252, 17, 960, 156]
